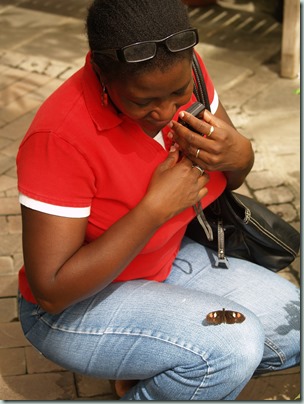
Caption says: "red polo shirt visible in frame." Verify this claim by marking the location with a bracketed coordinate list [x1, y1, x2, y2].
[17, 51, 226, 303]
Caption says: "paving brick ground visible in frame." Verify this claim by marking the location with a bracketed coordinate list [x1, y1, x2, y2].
[0, 0, 300, 400]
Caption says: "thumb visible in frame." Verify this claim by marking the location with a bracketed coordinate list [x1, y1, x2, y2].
[156, 146, 179, 174]
[165, 146, 180, 168]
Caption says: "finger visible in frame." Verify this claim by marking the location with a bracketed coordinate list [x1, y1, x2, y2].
[196, 174, 210, 200]
[189, 138, 221, 160]
[202, 109, 231, 131]
[197, 186, 209, 202]
[195, 147, 225, 170]
[192, 165, 205, 177]
[176, 112, 218, 141]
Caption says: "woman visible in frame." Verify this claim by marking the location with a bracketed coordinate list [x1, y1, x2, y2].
[17, 0, 299, 400]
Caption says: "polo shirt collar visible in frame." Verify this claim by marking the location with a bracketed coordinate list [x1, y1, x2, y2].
[82, 52, 122, 132]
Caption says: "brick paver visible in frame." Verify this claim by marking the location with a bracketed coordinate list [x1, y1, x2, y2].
[0, 0, 300, 400]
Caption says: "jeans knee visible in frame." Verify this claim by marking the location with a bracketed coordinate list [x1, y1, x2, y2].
[209, 313, 265, 382]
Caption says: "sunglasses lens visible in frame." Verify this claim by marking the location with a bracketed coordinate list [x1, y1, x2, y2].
[124, 43, 157, 62]
[167, 30, 198, 52]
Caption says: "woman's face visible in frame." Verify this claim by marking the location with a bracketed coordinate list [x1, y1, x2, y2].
[105, 58, 193, 137]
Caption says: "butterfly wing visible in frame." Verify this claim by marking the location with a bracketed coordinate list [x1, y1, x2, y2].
[224, 310, 246, 324]
[206, 308, 245, 325]
[205, 310, 224, 325]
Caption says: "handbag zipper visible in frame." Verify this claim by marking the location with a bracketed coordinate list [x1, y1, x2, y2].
[232, 194, 297, 256]
[214, 219, 230, 268]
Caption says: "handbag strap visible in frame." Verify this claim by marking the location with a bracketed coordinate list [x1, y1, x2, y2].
[191, 52, 214, 243]
[192, 52, 230, 267]
[192, 52, 211, 111]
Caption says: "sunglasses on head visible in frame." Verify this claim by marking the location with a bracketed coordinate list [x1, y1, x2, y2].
[92, 28, 199, 63]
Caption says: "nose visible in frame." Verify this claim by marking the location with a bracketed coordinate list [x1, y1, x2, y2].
[149, 99, 177, 122]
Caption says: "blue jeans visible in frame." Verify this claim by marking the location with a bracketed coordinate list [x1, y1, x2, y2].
[18, 237, 300, 400]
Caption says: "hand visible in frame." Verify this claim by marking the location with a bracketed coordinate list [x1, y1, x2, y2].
[143, 148, 209, 223]
[169, 108, 254, 180]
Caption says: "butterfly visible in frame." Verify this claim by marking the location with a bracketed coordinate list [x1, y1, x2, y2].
[206, 308, 246, 325]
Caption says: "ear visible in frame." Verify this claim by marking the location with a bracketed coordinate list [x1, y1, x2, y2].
[90, 57, 108, 84]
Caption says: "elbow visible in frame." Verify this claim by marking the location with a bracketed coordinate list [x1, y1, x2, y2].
[36, 299, 65, 315]
[35, 296, 68, 315]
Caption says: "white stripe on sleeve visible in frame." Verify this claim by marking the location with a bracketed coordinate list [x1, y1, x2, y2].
[210, 90, 219, 114]
[19, 193, 91, 218]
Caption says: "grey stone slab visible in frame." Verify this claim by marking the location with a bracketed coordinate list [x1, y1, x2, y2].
[75, 374, 114, 398]
[0, 322, 31, 348]
[19, 24, 88, 65]
[267, 203, 298, 223]
[0, 52, 28, 70]
[242, 104, 300, 183]
[0, 347, 26, 376]
[13, 252, 23, 272]
[29, 77, 65, 101]
[0, 297, 18, 322]
[17, 56, 53, 75]
[4, 182, 18, 193]
[0, 110, 35, 141]
[254, 186, 295, 205]
[279, 270, 300, 288]
[0, 216, 8, 234]
[25, 346, 66, 374]
[0, 256, 14, 274]
[59, 64, 83, 80]
[196, 49, 253, 93]
[0, 233, 22, 255]
[290, 256, 300, 284]
[234, 182, 252, 198]
[7, 215, 22, 233]
[237, 367, 300, 400]
[0, 70, 51, 107]
[0, 137, 12, 150]
[244, 75, 300, 115]
[0, 138, 21, 157]
[0, 197, 20, 215]
[0, 67, 30, 91]
[0, 154, 15, 175]
[0, 274, 18, 298]
[0, 7, 69, 53]
[0, 175, 16, 193]
[1, 371, 77, 400]
[17, 0, 91, 20]
[190, 5, 282, 70]
[0, 95, 40, 124]
[246, 170, 284, 191]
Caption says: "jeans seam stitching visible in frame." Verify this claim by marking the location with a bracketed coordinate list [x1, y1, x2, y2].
[264, 337, 286, 365]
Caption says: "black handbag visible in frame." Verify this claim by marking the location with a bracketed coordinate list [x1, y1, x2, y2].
[187, 53, 300, 271]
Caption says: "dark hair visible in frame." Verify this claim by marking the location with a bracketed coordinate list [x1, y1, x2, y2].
[86, 0, 193, 81]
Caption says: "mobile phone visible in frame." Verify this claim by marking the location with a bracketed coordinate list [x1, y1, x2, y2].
[178, 101, 205, 133]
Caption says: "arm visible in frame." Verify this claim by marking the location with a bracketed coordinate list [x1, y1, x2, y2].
[170, 100, 254, 190]
[22, 149, 209, 314]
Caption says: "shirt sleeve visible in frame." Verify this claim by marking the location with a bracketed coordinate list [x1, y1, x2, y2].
[17, 131, 96, 214]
